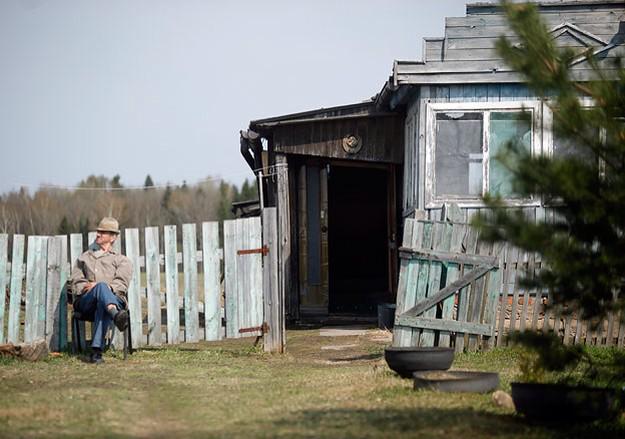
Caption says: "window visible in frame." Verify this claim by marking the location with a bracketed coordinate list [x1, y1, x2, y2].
[552, 114, 599, 162]
[426, 102, 539, 207]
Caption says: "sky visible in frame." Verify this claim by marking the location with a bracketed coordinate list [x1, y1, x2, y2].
[0, 0, 468, 194]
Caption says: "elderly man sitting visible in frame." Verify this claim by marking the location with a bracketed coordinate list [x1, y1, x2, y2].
[70, 217, 133, 364]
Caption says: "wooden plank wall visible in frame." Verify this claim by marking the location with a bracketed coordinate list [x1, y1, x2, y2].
[436, 10, 624, 62]
[0, 218, 268, 351]
[273, 116, 404, 164]
[408, 2, 625, 83]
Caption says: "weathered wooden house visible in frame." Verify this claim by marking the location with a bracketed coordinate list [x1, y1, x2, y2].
[240, 0, 625, 322]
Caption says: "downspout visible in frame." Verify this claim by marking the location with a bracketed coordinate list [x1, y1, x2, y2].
[239, 129, 263, 173]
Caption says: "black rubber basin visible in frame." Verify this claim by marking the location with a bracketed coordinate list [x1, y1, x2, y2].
[511, 382, 621, 422]
[413, 370, 499, 393]
[384, 346, 454, 378]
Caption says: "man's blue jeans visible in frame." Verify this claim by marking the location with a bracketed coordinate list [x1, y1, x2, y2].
[76, 282, 124, 350]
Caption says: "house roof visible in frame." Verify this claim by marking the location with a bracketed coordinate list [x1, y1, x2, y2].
[249, 99, 399, 135]
[376, 0, 624, 108]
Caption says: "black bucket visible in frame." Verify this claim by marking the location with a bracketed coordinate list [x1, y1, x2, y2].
[377, 303, 396, 330]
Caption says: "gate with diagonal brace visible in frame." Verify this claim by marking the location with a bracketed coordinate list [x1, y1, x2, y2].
[393, 218, 503, 352]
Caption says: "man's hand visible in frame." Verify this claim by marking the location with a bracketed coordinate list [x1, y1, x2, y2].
[82, 282, 97, 293]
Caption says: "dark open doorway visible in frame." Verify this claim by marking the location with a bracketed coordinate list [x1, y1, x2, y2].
[328, 165, 391, 315]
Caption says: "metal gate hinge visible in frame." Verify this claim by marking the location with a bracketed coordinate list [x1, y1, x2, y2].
[237, 246, 269, 256]
[238, 322, 269, 334]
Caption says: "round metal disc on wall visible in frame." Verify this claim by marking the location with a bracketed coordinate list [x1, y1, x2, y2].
[342, 134, 362, 154]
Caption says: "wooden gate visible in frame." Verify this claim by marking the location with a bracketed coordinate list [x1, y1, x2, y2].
[224, 217, 263, 339]
[393, 218, 502, 352]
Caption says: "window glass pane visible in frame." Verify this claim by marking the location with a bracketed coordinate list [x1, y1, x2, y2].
[489, 111, 532, 197]
[553, 118, 599, 162]
[435, 112, 483, 197]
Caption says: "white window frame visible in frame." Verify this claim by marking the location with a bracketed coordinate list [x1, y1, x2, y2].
[425, 101, 543, 209]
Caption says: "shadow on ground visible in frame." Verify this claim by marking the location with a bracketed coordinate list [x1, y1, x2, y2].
[256, 407, 625, 439]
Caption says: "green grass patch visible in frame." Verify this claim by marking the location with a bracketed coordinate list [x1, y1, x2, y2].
[0, 330, 623, 438]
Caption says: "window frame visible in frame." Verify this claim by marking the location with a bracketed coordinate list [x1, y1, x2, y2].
[425, 100, 543, 209]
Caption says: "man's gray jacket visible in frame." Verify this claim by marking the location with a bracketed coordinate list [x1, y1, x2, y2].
[70, 244, 133, 305]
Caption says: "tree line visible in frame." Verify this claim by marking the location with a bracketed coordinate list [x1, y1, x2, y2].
[0, 174, 258, 237]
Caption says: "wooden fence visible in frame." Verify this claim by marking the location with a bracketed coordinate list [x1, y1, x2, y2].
[394, 218, 625, 351]
[0, 210, 282, 353]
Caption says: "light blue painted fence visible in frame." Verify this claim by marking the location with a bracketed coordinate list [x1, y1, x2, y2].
[0, 218, 269, 351]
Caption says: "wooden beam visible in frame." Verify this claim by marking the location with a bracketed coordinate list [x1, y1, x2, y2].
[400, 265, 493, 318]
[395, 316, 493, 337]
[398, 247, 498, 267]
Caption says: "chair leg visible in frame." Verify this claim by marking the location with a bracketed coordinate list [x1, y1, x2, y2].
[123, 326, 128, 360]
[72, 316, 81, 354]
[125, 319, 133, 358]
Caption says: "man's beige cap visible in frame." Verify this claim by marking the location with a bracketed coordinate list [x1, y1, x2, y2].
[96, 217, 120, 234]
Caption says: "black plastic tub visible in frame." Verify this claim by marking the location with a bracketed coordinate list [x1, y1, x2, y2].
[511, 382, 621, 422]
[413, 371, 499, 393]
[384, 346, 454, 378]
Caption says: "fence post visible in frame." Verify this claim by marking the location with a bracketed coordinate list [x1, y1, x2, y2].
[262, 208, 283, 352]
[0, 235, 8, 344]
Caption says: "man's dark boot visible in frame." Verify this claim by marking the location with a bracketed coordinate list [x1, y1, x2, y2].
[113, 309, 129, 331]
[89, 349, 104, 364]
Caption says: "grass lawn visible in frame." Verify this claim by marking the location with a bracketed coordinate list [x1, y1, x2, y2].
[1, 328, 623, 438]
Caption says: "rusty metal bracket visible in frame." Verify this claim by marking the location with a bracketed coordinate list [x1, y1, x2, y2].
[237, 246, 269, 256]
[238, 322, 270, 334]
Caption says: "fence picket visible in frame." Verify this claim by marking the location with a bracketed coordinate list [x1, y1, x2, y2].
[202, 222, 221, 341]
[69, 234, 86, 351]
[145, 227, 162, 345]
[57, 235, 69, 351]
[412, 222, 433, 346]
[542, 292, 553, 334]
[496, 246, 511, 347]
[183, 223, 199, 342]
[88, 232, 96, 248]
[439, 223, 465, 347]
[455, 226, 478, 353]
[467, 240, 491, 351]
[24, 237, 48, 343]
[224, 220, 238, 338]
[484, 242, 503, 349]
[8, 235, 25, 343]
[509, 250, 524, 334]
[392, 219, 416, 347]
[164, 226, 180, 344]
[519, 253, 533, 331]
[562, 314, 573, 345]
[236, 219, 249, 337]
[420, 222, 444, 347]
[249, 217, 263, 337]
[0, 235, 8, 344]
[124, 229, 143, 347]
[617, 312, 625, 347]
[45, 236, 63, 351]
